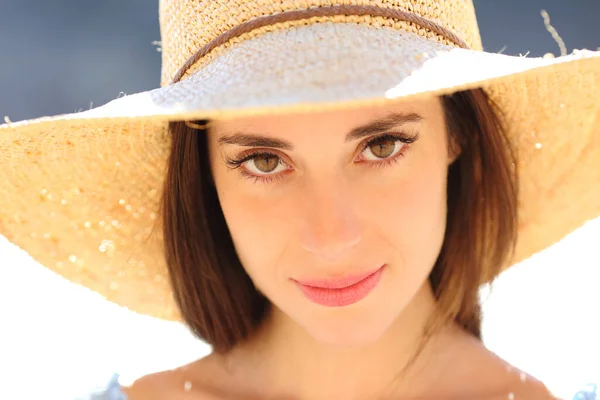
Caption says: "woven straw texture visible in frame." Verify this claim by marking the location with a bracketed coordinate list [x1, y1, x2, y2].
[0, 0, 599, 321]
[158, 0, 483, 86]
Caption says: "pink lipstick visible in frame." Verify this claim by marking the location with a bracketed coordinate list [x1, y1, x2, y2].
[293, 265, 385, 307]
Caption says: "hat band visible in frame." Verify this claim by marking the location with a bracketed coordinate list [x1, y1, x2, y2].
[171, 4, 469, 84]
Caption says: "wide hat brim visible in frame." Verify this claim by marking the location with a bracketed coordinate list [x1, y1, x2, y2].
[1, 22, 599, 321]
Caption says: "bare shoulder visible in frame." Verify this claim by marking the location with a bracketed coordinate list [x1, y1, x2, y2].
[121, 355, 228, 400]
[496, 368, 561, 400]
[440, 333, 560, 400]
[471, 347, 560, 400]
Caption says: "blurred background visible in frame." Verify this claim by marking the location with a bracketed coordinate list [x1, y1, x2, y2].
[0, 1, 599, 399]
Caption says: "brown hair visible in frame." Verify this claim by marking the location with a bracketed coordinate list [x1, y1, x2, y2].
[160, 88, 518, 355]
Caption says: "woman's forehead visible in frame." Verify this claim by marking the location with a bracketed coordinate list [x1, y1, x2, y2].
[211, 96, 441, 134]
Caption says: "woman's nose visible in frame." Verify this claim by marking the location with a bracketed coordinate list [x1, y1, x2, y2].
[298, 180, 362, 263]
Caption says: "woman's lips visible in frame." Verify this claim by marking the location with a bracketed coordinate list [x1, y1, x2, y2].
[292, 265, 385, 307]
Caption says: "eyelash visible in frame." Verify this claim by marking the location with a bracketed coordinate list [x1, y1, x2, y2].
[224, 131, 420, 184]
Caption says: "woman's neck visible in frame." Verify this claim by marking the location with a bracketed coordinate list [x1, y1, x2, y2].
[222, 282, 468, 400]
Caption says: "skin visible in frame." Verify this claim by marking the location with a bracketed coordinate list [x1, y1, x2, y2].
[123, 97, 558, 400]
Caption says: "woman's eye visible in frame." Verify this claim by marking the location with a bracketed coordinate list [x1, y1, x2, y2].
[244, 154, 287, 175]
[361, 138, 405, 161]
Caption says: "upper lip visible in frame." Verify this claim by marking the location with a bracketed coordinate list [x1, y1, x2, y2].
[292, 265, 384, 289]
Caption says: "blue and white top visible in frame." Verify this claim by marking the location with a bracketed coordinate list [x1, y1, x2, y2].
[83, 373, 598, 400]
[79, 374, 126, 400]
[573, 384, 600, 400]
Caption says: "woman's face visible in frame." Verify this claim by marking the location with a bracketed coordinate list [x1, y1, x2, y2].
[208, 97, 455, 345]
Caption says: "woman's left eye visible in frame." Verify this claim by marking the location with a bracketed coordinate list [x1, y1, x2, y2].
[359, 136, 407, 161]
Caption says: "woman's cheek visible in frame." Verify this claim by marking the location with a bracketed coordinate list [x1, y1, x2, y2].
[219, 188, 292, 271]
[372, 162, 448, 257]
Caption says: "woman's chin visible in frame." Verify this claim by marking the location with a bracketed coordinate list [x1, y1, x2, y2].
[302, 319, 390, 348]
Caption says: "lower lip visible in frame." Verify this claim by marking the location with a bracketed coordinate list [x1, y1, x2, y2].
[294, 266, 385, 307]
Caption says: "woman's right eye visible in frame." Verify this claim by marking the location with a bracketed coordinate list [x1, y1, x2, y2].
[243, 154, 288, 175]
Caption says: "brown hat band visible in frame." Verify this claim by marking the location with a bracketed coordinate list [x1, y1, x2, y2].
[171, 4, 470, 84]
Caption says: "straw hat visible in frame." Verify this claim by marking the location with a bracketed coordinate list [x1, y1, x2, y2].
[1, 1, 598, 321]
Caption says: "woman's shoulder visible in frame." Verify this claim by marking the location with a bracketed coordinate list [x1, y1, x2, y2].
[121, 356, 226, 400]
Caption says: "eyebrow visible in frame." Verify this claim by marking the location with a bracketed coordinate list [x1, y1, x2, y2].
[217, 112, 423, 150]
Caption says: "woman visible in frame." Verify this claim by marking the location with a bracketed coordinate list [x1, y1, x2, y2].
[135, 90, 541, 399]
[0, 1, 598, 399]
